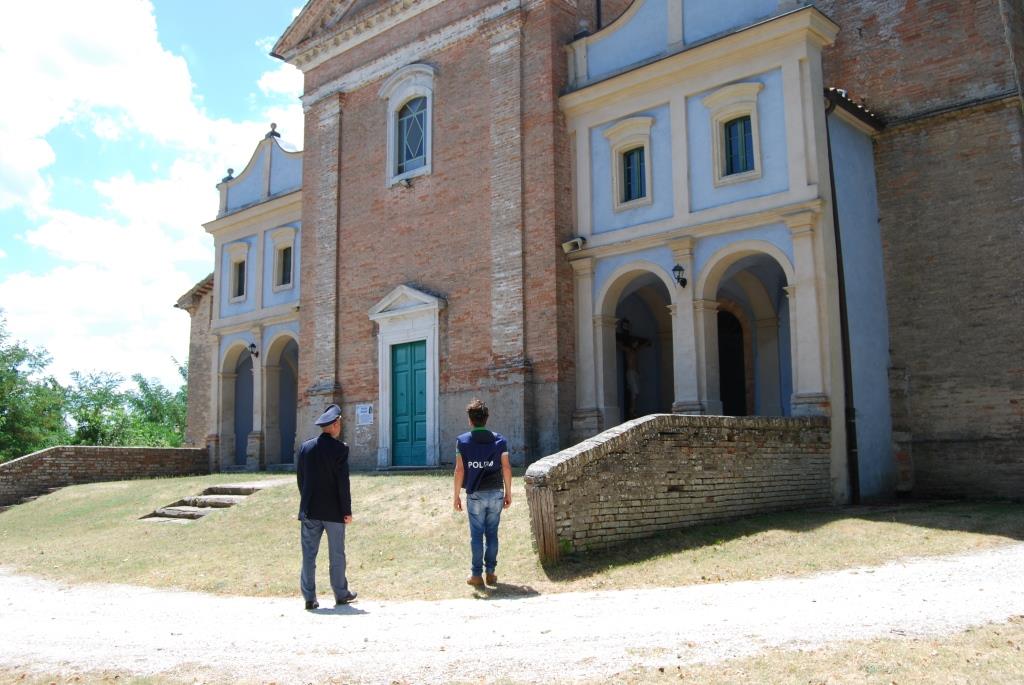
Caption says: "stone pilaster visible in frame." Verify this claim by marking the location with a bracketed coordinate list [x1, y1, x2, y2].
[484, 10, 530, 455]
[570, 258, 603, 440]
[693, 299, 723, 415]
[668, 237, 700, 412]
[784, 210, 829, 416]
[301, 94, 344, 425]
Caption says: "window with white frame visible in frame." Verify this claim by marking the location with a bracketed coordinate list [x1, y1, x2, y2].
[269, 226, 297, 291]
[379, 64, 435, 186]
[703, 81, 764, 186]
[227, 242, 248, 302]
[603, 116, 654, 211]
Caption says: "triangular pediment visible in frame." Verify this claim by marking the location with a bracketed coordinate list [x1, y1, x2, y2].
[368, 285, 445, 320]
[272, 0, 404, 63]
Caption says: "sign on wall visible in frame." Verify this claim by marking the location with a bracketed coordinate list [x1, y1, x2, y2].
[356, 403, 374, 426]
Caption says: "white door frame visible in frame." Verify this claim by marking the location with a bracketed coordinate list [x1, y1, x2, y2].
[369, 285, 444, 468]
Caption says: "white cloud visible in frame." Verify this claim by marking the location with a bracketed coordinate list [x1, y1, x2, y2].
[0, 0, 307, 389]
[0, 249, 7, 259]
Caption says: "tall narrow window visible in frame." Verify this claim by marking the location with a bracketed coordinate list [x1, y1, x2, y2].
[380, 64, 434, 186]
[622, 147, 646, 202]
[724, 116, 754, 176]
[277, 246, 293, 287]
[397, 97, 426, 175]
[233, 260, 246, 299]
[603, 115, 654, 212]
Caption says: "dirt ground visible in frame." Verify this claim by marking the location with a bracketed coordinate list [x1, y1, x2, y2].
[2, 542, 1023, 684]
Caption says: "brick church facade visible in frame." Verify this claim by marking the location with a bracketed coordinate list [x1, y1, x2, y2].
[179, 0, 1023, 502]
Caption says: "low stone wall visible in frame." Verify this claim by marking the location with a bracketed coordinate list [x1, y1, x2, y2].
[524, 414, 831, 563]
[0, 446, 209, 507]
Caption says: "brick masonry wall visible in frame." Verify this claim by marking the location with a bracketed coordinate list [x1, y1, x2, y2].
[817, 0, 1024, 498]
[524, 414, 831, 563]
[183, 289, 213, 448]
[0, 446, 209, 507]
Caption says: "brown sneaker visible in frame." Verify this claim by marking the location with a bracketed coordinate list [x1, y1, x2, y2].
[467, 575, 484, 587]
[485, 573, 498, 586]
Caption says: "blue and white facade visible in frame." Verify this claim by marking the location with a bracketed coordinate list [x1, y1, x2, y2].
[203, 129, 303, 470]
[563, 2, 894, 500]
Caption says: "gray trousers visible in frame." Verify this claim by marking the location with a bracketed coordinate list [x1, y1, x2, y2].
[299, 518, 348, 602]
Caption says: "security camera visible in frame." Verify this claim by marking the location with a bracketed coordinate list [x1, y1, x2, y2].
[561, 236, 586, 254]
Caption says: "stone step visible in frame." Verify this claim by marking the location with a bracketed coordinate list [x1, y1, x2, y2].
[179, 494, 247, 508]
[152, 505, 212, 520]
[204, 485, 261, 496]
[140, 515, 190, 524]
[203, 481, 287, 496]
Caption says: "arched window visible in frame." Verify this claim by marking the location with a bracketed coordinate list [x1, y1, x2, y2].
[397, 97, 427, 174]
[379, 64, 435, 186]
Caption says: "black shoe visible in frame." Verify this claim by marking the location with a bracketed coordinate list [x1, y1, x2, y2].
[305, 599, 319, 611]
[335, 592, 358, 605]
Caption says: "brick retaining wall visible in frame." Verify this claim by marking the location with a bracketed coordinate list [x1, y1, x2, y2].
[0, 446, 209, 507]
[524, 414, 831, 564]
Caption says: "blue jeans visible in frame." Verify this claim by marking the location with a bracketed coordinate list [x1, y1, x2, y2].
[467, 489, 504, 576]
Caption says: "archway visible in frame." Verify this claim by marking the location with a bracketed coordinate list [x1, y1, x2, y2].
[264, 336, 299, 465]
[717, 309, 747, 416]
[220, 345, 254, 468]
[596, 265, 675, 425]
[698, 243, 792, 416]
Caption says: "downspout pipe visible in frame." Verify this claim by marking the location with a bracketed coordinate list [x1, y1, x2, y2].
[595, 0, 602, 30]
[824, 97, 861, 505]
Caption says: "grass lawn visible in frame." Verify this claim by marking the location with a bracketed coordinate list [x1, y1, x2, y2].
[0, 471, 1021, 601]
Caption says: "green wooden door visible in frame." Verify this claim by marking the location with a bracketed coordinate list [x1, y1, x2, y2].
[391, 341, 427, 466]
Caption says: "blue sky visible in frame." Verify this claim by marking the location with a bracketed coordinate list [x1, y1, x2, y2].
[0, 0, 306, 389]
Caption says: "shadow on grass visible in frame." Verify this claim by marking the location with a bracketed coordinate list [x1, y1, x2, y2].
[541, 501, 1024, 583]
[470, 582, 541, 600]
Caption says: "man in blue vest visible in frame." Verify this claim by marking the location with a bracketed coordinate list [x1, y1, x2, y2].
[452, 398, 512, 587]
[296, 403, 357, 610]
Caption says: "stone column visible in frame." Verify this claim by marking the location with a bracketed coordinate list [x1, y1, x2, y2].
[693, 299, 723, 415]
[570, 258, 602, 439]
[755, 316, 782, 415]
[248, 331, 264, 469]
[594, 314, 620, 427]
[668, 237, 701, 413]
[785, 210, 829, 415]
[301, 93, 344, 424]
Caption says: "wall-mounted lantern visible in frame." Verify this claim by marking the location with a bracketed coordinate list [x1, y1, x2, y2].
[672, 264, 687, 288]
[248, 342, 259, 358]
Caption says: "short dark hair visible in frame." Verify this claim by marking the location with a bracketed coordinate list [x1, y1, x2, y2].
[466, 398, 489, 427]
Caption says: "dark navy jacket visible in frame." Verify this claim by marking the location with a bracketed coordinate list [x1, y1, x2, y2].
[296, 433, 351, 522]
[456, 428, 508, 494]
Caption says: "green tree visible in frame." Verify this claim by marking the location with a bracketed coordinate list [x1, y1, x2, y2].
[0, 314, 68, 462]
[65, 371, 133, 446]
[125, 361, 187, 447]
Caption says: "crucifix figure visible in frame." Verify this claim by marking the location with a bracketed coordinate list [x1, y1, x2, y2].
[616, 318, 651, 420]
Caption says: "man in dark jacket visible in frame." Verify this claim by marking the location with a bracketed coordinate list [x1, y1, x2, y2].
[296, 403, 356, 610]
[452, 398, 511, 588]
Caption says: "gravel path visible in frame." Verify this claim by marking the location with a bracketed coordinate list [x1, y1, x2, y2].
[2, 542, 1024, 684]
